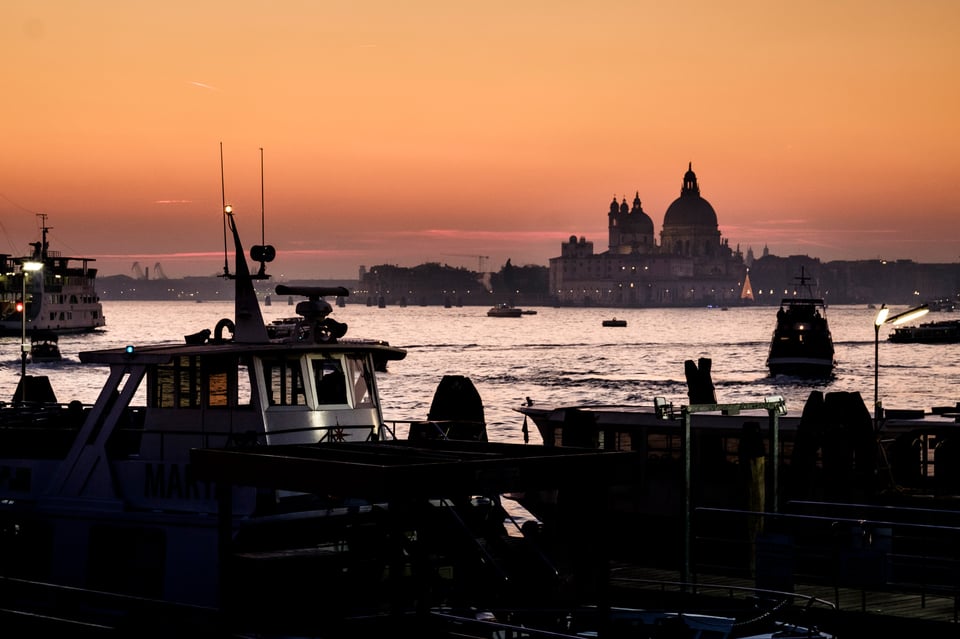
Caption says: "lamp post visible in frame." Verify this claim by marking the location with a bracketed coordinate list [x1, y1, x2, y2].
[873, 303, 929, 429]
[19, 260, 44, 388]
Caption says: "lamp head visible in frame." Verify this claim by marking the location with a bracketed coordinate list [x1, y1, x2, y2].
[874, 304, 889, 326]
[765, 395, 787, 416]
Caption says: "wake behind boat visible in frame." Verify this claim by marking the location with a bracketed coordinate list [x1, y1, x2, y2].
[766, 266, 835, 378]
[0, 213, 106, 336]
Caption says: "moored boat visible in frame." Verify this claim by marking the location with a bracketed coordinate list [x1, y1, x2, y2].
[887, 318, 960, 344]
[765, 267, 835, 378]
[0, 213, 106, 336]
[602, 317, 627, 327]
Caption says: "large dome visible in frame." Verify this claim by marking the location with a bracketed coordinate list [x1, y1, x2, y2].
[663, 163, 717, 228]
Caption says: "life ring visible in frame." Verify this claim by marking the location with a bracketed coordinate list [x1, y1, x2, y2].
[214, 318, 236, 343]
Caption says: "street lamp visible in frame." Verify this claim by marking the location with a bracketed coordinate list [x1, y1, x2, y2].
[19, 260, 44, 387]
[873, 303, 929, 429]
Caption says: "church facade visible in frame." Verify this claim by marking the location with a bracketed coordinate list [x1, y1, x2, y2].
[549, 164, 748, 307]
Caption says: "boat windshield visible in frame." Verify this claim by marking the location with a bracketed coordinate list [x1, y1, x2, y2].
[310, 354, 376, 408]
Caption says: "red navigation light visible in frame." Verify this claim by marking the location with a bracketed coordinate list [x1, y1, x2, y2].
[15, 300, 24, 313]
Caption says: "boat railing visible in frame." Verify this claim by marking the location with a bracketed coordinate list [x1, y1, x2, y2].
[655, 397, 787, 420]
[385, 418, 488, 442]
[691, 505, 960, 619]
[605, 573, 837, 615]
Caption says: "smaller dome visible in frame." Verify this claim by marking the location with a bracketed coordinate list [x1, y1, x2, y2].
[627, 191, 654, 234]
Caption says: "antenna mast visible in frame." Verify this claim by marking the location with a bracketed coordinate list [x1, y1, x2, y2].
[260, 147, 265, 246]
[220, 142, 230, 277]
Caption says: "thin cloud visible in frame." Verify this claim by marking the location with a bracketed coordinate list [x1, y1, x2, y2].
[189, 81, 218, 91]
[97, 251, 223, 260]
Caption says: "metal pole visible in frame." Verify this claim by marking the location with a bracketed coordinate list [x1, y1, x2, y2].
[20, 269, 27, 400]
[873, 323, 880, 431]
[21, 271, 27, 375]
[683, 407, 691, 587]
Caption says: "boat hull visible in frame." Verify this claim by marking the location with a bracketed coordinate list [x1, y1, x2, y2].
[766, 357, 835, 378]
[888, 319, 960, 344]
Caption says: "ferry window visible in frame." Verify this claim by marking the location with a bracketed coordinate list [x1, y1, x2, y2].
[314, 358, 347, 405]
[205, 355, 247, 408]
[263, 358, 306, 407]
[154, 366, 171, 407]
[153, 356, 200, 408]
[176, 356, 200, 408]
[236, 363, 253, 406]
[344, 357, 374, 408]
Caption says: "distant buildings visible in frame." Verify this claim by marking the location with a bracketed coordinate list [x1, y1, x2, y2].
[550, 164, 747, 306]
[95, 164, 959, 306]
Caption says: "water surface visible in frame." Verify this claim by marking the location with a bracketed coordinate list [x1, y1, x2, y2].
[2, 301, 956, 445]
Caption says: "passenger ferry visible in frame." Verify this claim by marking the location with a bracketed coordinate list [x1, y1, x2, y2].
[0, 214, 105, 335]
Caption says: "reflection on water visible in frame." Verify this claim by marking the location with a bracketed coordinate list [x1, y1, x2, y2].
[2, 300, 956, 445]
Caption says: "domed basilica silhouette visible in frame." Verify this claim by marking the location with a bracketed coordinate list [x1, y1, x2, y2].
[550, 163, 746, 307]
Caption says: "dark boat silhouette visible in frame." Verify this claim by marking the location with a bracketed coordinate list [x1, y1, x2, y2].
[766, 267, 835, 378]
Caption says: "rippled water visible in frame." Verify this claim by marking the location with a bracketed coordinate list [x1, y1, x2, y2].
[2, 300, 957, 445]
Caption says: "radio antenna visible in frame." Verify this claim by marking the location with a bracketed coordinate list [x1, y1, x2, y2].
[260, 147, 265, 247]
[220, 142, 230, 277]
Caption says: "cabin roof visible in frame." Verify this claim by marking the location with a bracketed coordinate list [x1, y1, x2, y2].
[79, 340, 407, 365]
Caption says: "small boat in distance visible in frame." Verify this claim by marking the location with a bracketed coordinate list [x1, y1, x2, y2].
[28, 330, 62, 362]
[888, 318, 960, 344]
[766, 266, 835, 378]
[0, 213, 105, 336]
[487, 303, 523, 317]
[602, 317, 627, 327]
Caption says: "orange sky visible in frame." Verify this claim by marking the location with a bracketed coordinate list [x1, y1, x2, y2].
[3, 1, 959, 279]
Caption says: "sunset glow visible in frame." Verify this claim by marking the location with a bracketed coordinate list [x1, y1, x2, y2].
[3, 1, 958, 278]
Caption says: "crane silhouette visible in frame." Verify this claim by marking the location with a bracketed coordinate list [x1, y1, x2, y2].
[131, 262, 169, 280]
